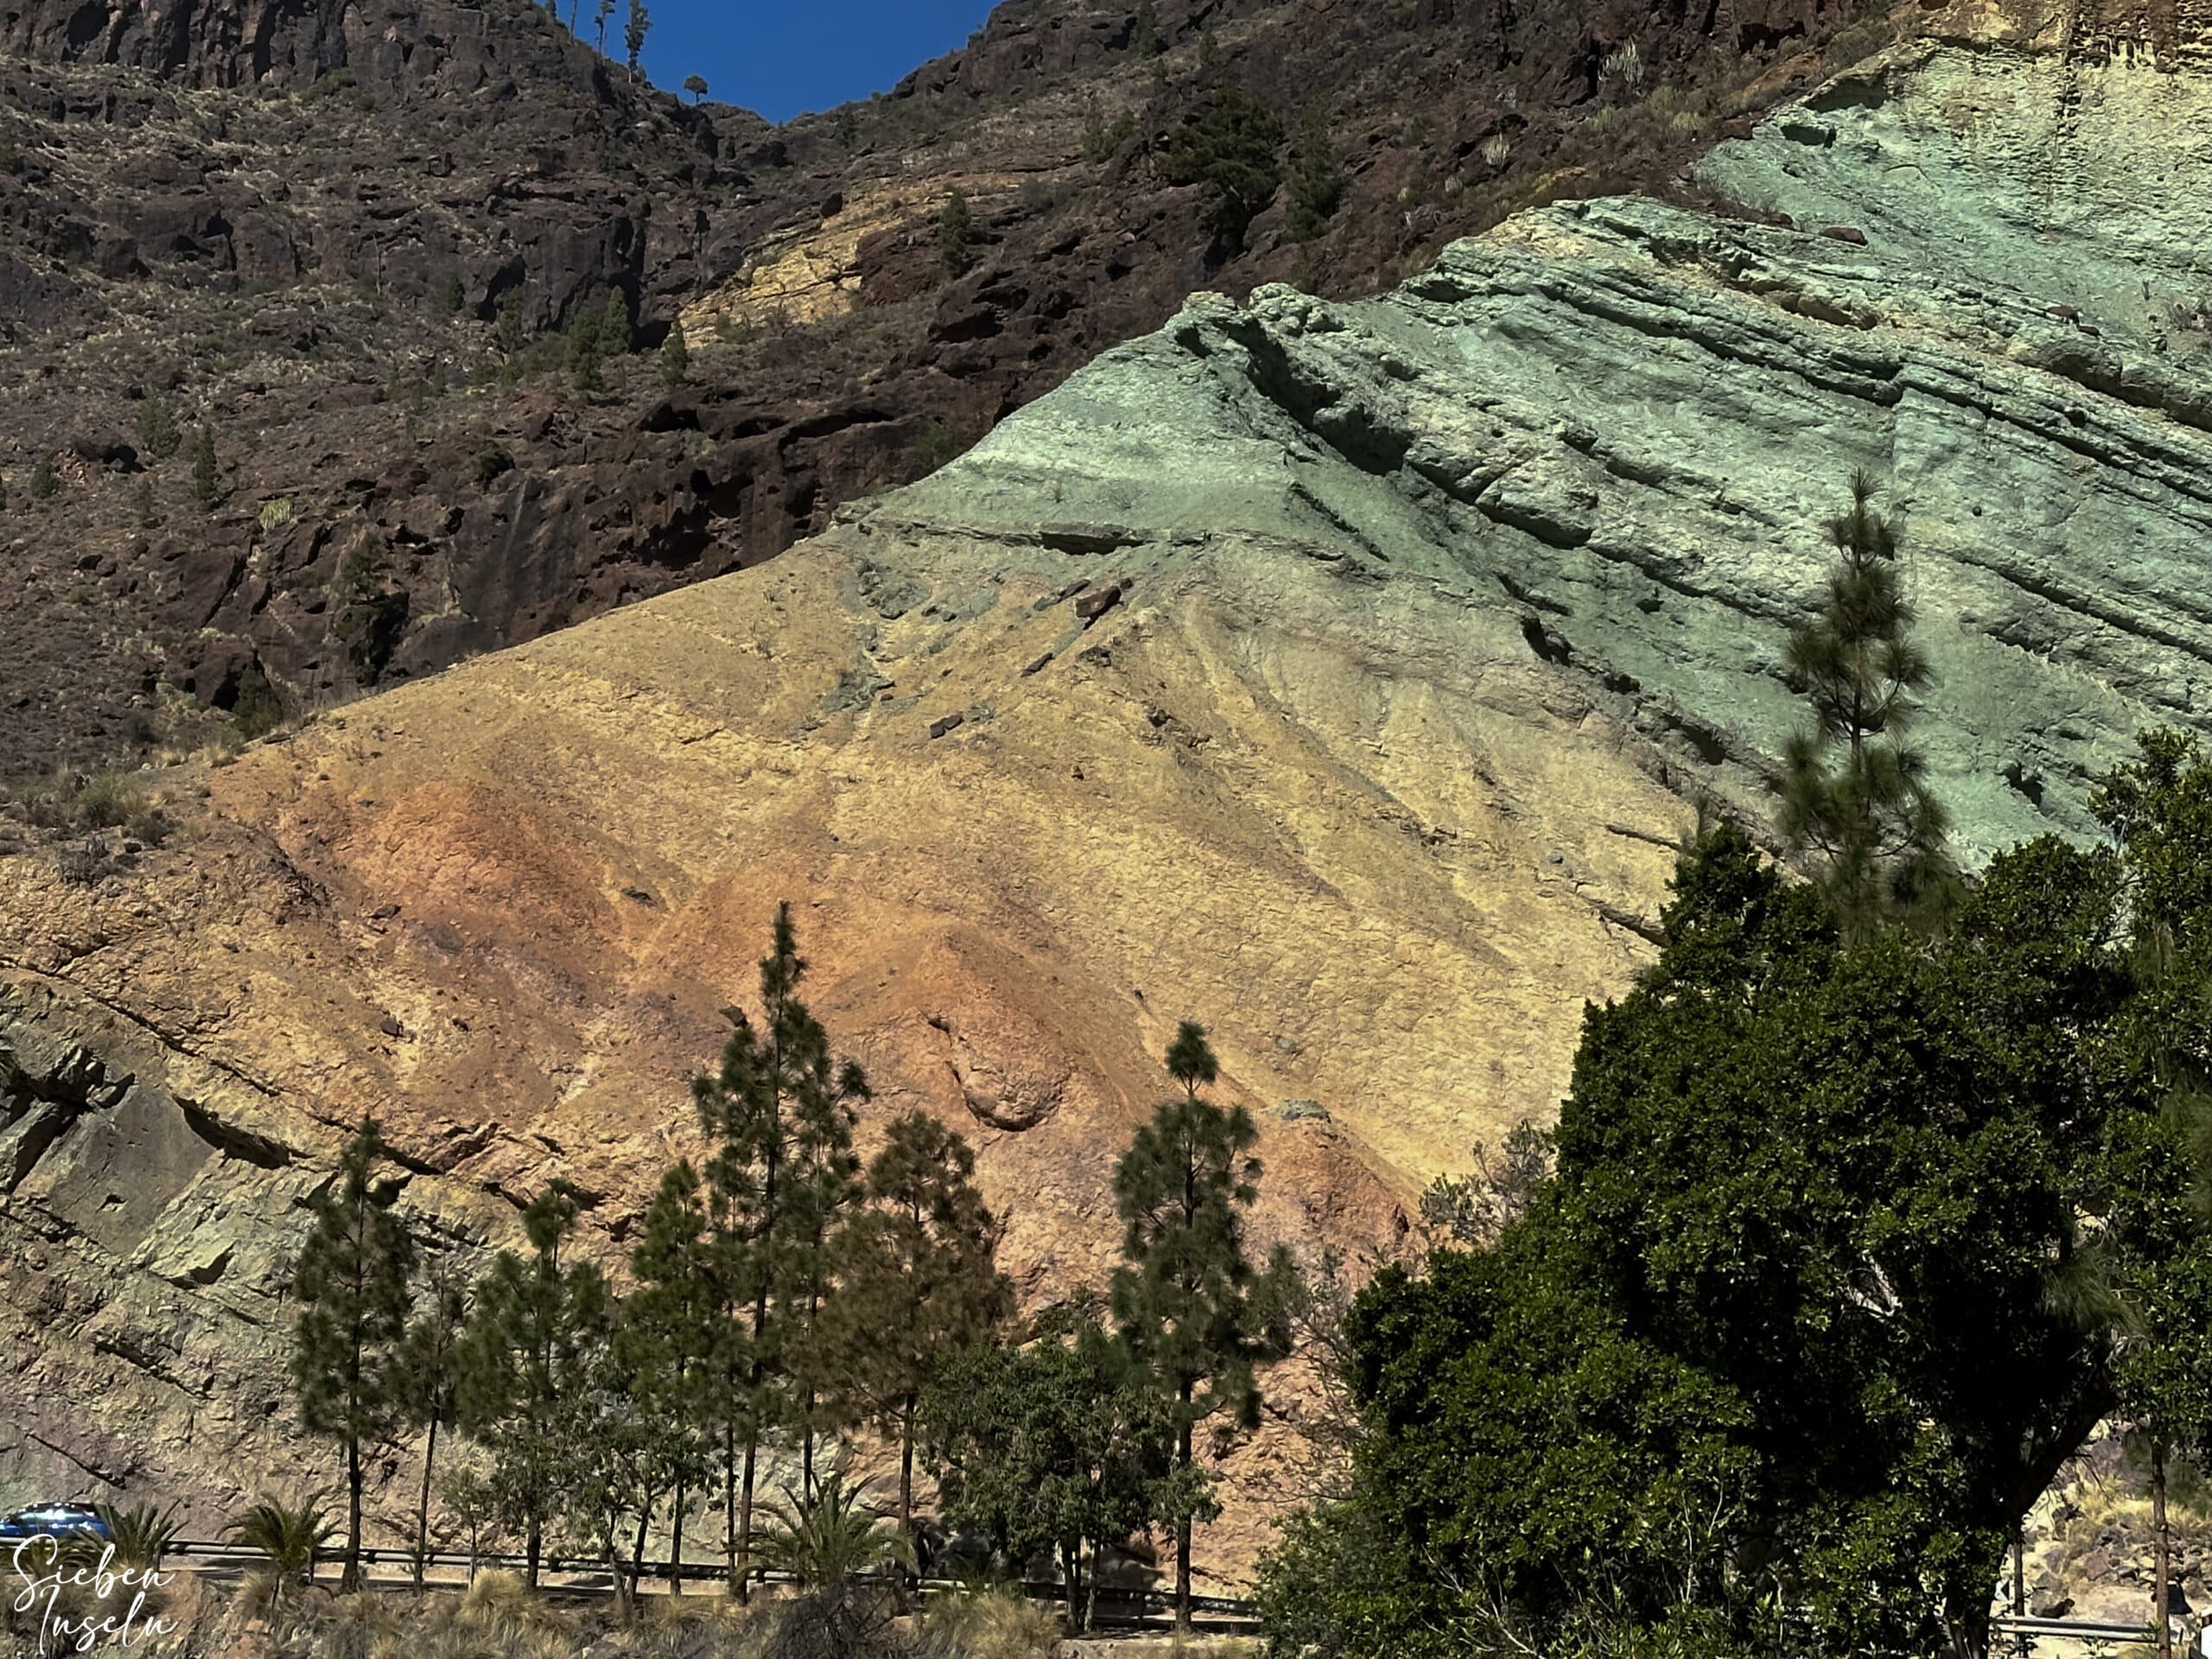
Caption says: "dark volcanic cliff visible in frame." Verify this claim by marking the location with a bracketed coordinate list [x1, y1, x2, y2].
[0, 0, 1891, 779]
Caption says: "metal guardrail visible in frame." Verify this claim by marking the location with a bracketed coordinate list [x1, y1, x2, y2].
[1990, 1612, 2168, 1644]
[155, 1540, 1261, 1624]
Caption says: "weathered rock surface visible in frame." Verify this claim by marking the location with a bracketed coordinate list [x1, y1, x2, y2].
[5, 0, 2212, 1587]
[0, 0, 1900, 777]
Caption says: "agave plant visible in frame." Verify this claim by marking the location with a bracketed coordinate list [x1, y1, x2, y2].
[92, 1500, 184, 1571]
[227, 1492, 336, 1607]
[753, 1470, 914, 1588]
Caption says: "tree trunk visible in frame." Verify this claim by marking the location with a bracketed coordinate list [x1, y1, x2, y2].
[1174, 1406, 1194, 1632]
[346, 1436, 365, 1592]
[736, 1436, 759, 1605]
[2158, 1439, 2173, 1659]
[722, 1419, 737, 1597]
[671, 1478, 686, 1598]
[2012, 1531, 2024, 1619]
[628, 1503, 652, 1617]
[607, 1527, 633, 1624]
[414, 1412, 441, 1591]
[526, 1518, 543, 1591]
[898, 1395, 916, 1553]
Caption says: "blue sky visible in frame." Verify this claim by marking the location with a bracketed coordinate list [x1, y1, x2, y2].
[636, 1, 1005, 124]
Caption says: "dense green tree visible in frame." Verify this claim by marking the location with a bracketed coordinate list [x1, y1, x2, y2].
[1266, 785, 2212, 1659]
[938, 188, 975, 278]
[690, 904, 870, 1599]
[562, 1292, 713, 1620]
[190, 427, 220, 511]
[1777, 474, 1954, 937]
[1158, 88, 1283, 254]
[289, 1116, 416, 1591]
[922, 1295, 1176, 1630]
[1111, 1023, 1294, 1630]
[397, 1253, 468, 1590]
[815, 1111, 1014, 1552]
[628, 1160, 721, 1594]
[624, 0, 650, 73]
[457, 1181, 609, 1587]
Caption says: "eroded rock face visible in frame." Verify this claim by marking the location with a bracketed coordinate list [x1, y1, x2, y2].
[3, 1, 2211, 1579]
[0, 0, 1905, 779]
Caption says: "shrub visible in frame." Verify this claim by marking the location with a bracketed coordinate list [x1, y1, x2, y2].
[73, 770, 145, 830]
[134, 479, 159, 527]
[258, 497, 294, 532]
[912, 419, 969, 478]
[28, 457, 56, 500]
[473, 444, 517, 487]
[918, 1587, 1061, 1659]
[1081, 99, 1137, 162]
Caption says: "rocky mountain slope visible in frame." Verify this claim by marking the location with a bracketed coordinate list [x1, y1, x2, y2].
[0, 0, 1897, 779]
[5, 0, 2211, 1582]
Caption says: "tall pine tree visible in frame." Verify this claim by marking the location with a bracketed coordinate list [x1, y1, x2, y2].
[1110, 1023, 1294, 1630]
[397, 1253, 469, 1590]
[1777, 473, 1953, 938]
[690, 903, 869, 1599]
[815, 1111, 1014, 1554]
[456, 1181, 608, 1587]
[290, 1116, 415, 1592]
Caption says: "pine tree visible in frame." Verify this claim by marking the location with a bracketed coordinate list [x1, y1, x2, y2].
[397, 1254, 469, 1590]
[624, 0, 651, 74]
[190, 427, 221, 512]
[683, 73, 709, 104]
[689, 904, 870, 1599]
[597, 289, 632, 360]
[28, 456, 56, 501]
[1110, 1023, 1294, 1630]
[594, 0, 615, 56]
[457, 1181, 609, 1587]
[1777, 473, 1953, 938]
[1132, 0, 1161, 54]
[660, 319, 691, 389]
[1285, 112, 1344, 242]
[136, 395, 179, 463]
[938, 188, 975, 279]
[133, 478, 158, 529]
[815, 1112, 1013, 1557]
[290, 1116, 416, 1592]
[568, 313, 603, 393]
